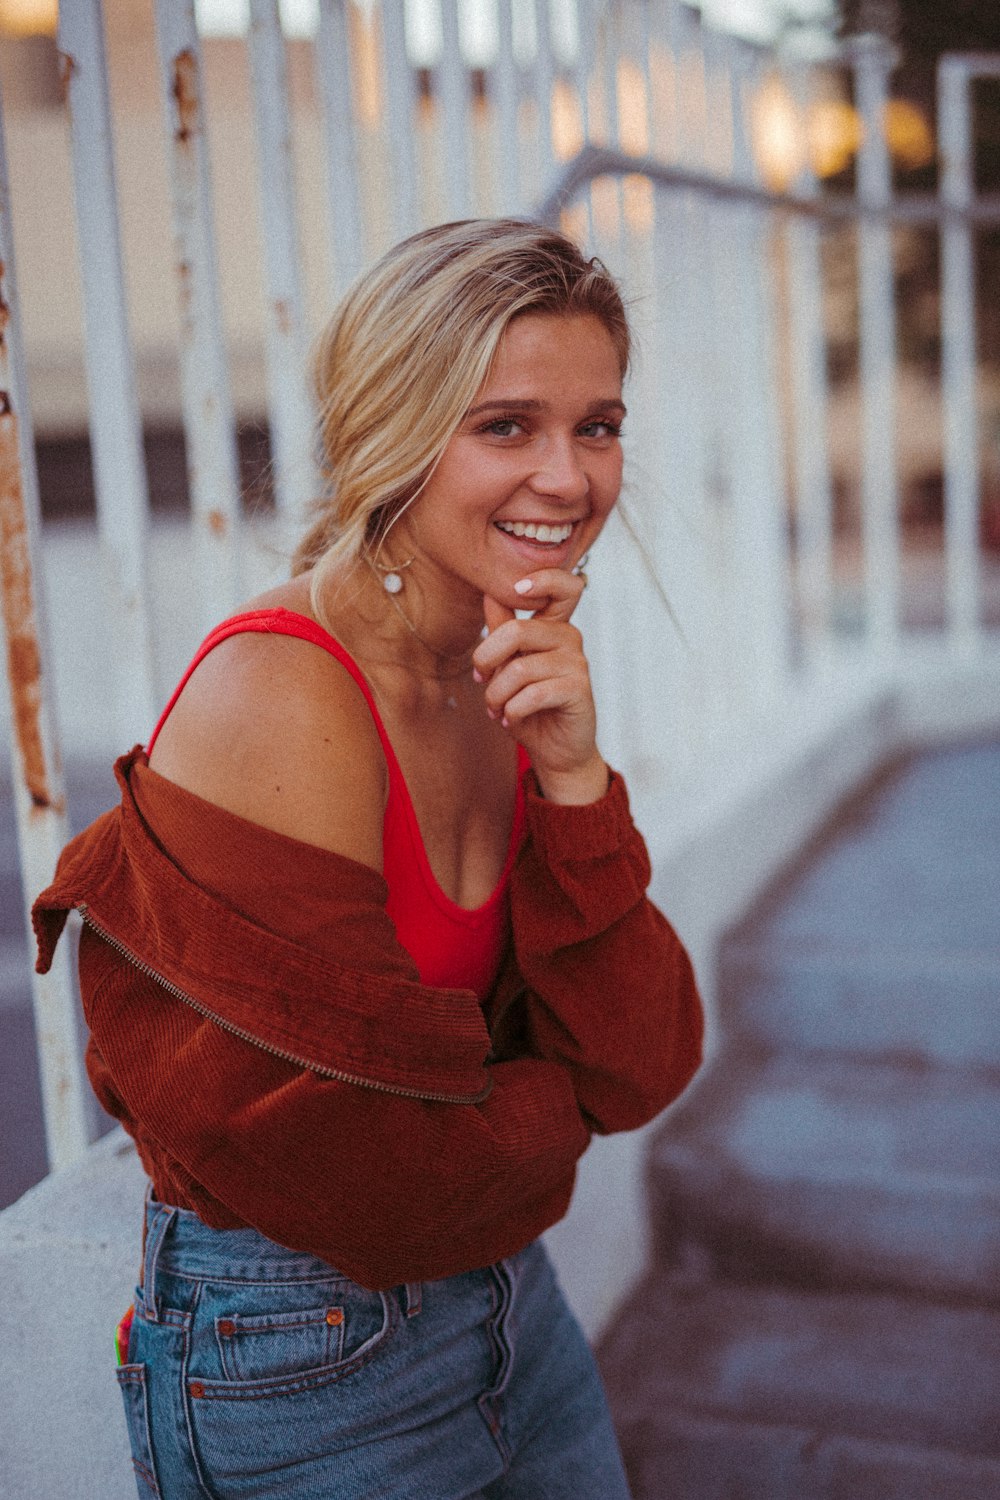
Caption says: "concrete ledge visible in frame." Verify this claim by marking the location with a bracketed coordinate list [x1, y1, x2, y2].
[0, 1128, 147, 1500]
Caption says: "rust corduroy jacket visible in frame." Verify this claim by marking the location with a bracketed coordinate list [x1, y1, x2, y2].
[32, 747, 703, 1289]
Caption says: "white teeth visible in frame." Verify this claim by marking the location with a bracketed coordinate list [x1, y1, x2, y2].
[496, 521, 573, 543]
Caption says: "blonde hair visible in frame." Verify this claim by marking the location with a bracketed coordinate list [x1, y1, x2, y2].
[291, 219, 630, 599]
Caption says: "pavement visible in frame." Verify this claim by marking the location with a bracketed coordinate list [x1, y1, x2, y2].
[598, 740, 1000, 1499]
[0, 761, 119, 1209]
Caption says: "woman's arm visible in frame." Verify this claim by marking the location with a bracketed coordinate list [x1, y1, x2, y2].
[473, 566, 703, 1131]
[491, 769, 703, 1134]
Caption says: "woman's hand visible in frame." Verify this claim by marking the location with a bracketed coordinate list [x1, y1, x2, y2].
[472, 569, 609, 805]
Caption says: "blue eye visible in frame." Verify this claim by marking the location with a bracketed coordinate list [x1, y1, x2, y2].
[580, 420, 622, 439]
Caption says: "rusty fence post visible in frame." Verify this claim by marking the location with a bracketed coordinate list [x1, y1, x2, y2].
[153, 0, 242, 628]
[247, 0, 318, 540]
[57, 0, 160, 745]
[0, 85, 93, 1172]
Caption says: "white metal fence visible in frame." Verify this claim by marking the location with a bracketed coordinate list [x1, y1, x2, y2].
[2, 0, 999, 1174]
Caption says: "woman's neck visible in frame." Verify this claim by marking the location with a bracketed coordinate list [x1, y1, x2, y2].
[320, 559, 483, 683]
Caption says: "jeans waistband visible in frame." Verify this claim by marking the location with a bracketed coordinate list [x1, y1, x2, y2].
[139, 1193, 422, 1317]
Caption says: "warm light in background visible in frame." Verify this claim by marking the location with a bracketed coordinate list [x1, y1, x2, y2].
[0, 0, 57, 37]
[750, 73, 804, 190]
[808, 99, 865, 178]
[551, 79, 584, 163]
[617, 59, 649, 157]
[883, 98, 935, 171]
[751, 75, 933, 188]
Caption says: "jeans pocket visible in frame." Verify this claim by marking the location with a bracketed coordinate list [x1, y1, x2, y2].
[214, 1301, 346, 1383]
[195, 1279, 399, 1395]
[115, 1363, 162, 1498]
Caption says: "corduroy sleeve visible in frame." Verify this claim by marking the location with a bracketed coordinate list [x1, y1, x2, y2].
[492, 768, 704, 1133]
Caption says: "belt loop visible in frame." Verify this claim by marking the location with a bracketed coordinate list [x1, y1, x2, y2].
[142, 1202, 177, 1323]
[404, 1282, 422, 1318]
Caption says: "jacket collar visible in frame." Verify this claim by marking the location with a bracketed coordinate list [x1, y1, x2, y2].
[33, 748, 495, 1103]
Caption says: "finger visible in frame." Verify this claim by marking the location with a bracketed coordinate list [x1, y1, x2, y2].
[510, 568, 585, 622]
[499, 678, 590, 731]
[482, 649, 586, 716]
[474, 617, 579, 679]
[483, 595, 516, 634]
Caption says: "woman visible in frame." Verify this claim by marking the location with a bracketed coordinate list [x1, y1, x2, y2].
[34, 219, 702, 1499]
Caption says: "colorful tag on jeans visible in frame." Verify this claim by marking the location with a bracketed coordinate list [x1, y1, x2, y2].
[114, 1303, 135, 1367]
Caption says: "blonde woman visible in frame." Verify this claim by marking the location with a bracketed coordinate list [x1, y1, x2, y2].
[35, 219, 702, 1500]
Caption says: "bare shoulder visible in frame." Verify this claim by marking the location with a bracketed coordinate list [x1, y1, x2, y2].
[149, 602, 387, 872]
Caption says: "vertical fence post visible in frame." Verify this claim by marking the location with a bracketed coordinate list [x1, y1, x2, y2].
[852, 33, 901, 657]
[785, 63, 836, 665]
[0, 89, 92, 1170]
[316, 0, 366, 292]
[381, 0, 421, 237]
[639, 2, 722, 779]
[153, 0, 242, 626]
[938, 56, 982, 655]
[247, 0, 318, 540]
[57, 0, 160, 743]
[714, 42, 792, 711]
[491, 0, 522, 213]
[439, 0, 472, 217]
[533, 0, 556, 187]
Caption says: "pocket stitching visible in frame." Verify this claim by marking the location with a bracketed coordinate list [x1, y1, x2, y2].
[192, 1290, 400, 1401]
[115, 1362, 163, 1498]
[215, 1305, 346, 1382]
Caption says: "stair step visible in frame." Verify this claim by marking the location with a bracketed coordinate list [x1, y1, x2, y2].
[599, 1272, 1000, 1500]
[717, 742, 1000, 1064]
[719, 939, 1000, 1064]
[650, 1052, 1000, 1303]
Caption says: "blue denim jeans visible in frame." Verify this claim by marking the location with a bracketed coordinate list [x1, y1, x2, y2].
[116, 1198, 632, 1499]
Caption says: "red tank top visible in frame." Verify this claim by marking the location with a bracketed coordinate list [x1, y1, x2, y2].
[147, 608, 529, 999]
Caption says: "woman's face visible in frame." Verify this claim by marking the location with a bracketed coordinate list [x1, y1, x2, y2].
[397, 312, 625, 612]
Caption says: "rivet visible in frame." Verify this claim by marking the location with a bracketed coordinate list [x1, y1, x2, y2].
[326, 1308, 344, 1327]
[189, 1381, 205, 1399]
[218, 1319, 236, 1337]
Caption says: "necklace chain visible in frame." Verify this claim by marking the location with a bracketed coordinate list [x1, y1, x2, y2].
[362, 557, 476, 685]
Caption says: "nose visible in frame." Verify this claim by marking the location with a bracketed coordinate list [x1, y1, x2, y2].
[527, 435, 589, 504]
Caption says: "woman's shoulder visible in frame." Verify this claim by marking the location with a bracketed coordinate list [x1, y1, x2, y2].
[147, 577, 387, 869]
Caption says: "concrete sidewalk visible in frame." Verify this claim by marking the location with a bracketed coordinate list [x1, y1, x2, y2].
[599, 740, 1000, 1498]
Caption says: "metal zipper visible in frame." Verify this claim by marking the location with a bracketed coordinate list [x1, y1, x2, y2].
[78, 904, 491, 1106]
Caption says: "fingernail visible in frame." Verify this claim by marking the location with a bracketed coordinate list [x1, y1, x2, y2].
[501, 716, 509, 729]
[513, 579, 533, 595]
[472, 668, 483, 684]
[486, 706, 499, 720]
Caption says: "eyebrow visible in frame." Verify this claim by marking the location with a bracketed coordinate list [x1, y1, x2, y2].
[465, 397, 628, 418]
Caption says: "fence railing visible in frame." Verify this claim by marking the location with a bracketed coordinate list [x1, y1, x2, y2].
[2, 0, 999, 1173]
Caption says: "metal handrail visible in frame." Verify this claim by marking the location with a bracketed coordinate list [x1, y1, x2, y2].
[539, 143, 1000, 227]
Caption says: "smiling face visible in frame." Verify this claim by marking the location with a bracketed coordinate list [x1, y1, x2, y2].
[394, 312, 625, 614]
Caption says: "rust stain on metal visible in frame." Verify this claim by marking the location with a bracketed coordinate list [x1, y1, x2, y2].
[57, 50, 77, 108]
[207, 509, 227, 538]
[177, 258, 193, 328]
[0, 405, 56, 809]
[172, 49, 200, 146]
